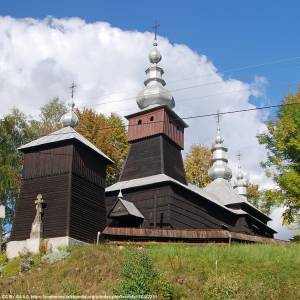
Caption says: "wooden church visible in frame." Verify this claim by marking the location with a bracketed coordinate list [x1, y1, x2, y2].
[104, 36, 276, 241]
[7, 34, 278, 258]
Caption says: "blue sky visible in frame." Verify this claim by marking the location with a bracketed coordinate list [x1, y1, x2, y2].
[1, 0, 300, 108]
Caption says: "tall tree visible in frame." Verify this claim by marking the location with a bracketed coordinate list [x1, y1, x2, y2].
[184, 144, 212, 188]
[258, 89, 300, 224]
[247, 183, 273, 215]
[31, 98, 67, 136]
[0, 109, 36, 227]
[76, 108, 128, 186]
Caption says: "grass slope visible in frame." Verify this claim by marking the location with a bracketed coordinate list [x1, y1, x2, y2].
[0, 243, 299, 299]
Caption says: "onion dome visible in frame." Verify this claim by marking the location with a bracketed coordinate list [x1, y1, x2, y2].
[233, 155, 249, 199]
[136, 38, 175, 110]
[60, 98, 79, 128]
[208, 122, 232, 181]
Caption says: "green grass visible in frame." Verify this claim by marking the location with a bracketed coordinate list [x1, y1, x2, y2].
[0, 243, 299, 299]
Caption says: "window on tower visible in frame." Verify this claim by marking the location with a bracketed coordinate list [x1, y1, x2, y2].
[150, 116, 154, 122]
[138, 119, 142, 125]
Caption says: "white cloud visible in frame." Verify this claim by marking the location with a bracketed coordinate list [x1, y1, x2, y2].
[0, 16, 292, 239]
[268, 206, 294, 240]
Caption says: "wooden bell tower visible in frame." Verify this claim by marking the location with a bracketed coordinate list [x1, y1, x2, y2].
[120, 105, 188, 184]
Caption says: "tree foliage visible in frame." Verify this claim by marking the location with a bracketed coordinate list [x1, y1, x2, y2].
[31, 98, 67, 136]
[258, 89, 300, 224]
[184, 144, 212, 188]
[76, 108, 128, 186]
[247, 183, 273, 215]
[0, 109, 36, 226]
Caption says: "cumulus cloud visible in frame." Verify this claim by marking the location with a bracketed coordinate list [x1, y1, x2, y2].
[0, 16, 291, 239]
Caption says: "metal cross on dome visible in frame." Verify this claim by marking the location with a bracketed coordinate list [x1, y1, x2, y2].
[69, 81, 77, 99]
[216, 111, 222, 125]
[237, 152, 242, 165]
[152, 20, 160, 41]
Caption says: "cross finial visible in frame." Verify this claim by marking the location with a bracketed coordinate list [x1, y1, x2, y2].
[152, 20, 160, 43]
[237, 152, 242, 167]
[217, 111, 221, 125]
[69, 81, 77, 99]
[35, 194, 44, 205]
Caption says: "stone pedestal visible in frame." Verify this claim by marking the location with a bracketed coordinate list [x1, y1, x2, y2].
[6, 236, 85, 259]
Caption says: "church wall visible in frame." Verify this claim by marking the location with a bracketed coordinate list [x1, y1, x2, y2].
[162, 137, 186, 184]
[69, 173, 106, 243]
[10, 173, 70, 241]
[106, 185, 172, 228]
[119, 135, 186, 184]
[120, 136, 164, 181]
[21, 143, 73, 179]
[169, 185, 237, 230]
[72, 141, 107, 188]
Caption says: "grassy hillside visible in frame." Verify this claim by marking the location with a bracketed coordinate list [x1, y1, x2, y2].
[0, 243, 299, 299]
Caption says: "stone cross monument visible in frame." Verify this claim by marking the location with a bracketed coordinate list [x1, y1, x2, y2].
[30, 194, 45, 239]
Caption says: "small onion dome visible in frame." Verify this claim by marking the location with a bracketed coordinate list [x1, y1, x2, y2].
[60, 100, 79, 128]
[233, 162, 249, 199]
[136, 39, 175, 110]
[149, 47, 162, 64]
[208, 125, 232, 181]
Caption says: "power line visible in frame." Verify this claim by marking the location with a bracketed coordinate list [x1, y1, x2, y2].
[78, 78, 299, 109]
[25, 101, 300, 139]
[77, 55, 300, 105]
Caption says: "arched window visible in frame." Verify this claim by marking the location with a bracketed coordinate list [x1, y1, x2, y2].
[138, 119, 142, 125]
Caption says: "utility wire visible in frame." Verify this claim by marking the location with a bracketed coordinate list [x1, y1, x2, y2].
[22, 101, 300, 139]
[78, 55, 300, 104]
[8, 101, 298, 156]
[79, 78, 299, 109]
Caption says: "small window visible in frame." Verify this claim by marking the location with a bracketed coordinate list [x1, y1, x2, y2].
[176, 125, 180, 130]
[138, 119, 142, 125]
[150, 116, 154, 122]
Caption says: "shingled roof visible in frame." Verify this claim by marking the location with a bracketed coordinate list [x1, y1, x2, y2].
[18, 126, 113, 163]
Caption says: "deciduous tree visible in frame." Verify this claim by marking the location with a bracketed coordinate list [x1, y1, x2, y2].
[258, 89, 300, 224]
[184, 144, 212, 188]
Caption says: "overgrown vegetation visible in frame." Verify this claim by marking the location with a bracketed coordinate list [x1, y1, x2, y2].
[0, 243, 299, 299]
[114, 248, 177, 299]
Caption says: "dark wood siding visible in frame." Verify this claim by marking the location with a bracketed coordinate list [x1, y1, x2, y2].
[11, 139, 109, 243]
[106, 185, 172, 228]
[72, 142, 107, 188]
[120, 135, 186, 184]
[69, 174, 106, 243]
[22, 143, 73, 179]
[162, 137, 186, 184]
[10, 173, 70, 241]
[105, 182, 275, 238]
[120, 136, 163, 181]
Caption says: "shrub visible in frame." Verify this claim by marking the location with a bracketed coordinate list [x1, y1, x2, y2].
[114, 249, 177, 299]
[1, 258, 20, 276]
[114, 249, 158, 297]
[0, 252, 8, 265]
[155, 274, 178, 300]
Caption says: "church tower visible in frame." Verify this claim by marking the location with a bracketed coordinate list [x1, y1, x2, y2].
[120, 36, 188, 184]
[7, 91, 113, 258]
